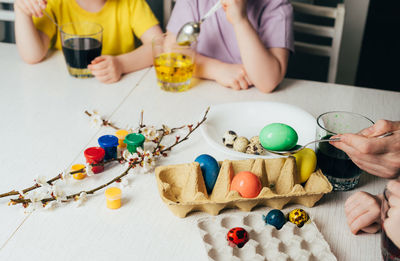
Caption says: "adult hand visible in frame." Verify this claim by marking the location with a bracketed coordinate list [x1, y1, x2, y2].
[345, 191, 382, 234]
[215, 63, 252, 90]
[330, 120, 400, 178]
[384, 179, 400, 248]
[221, 0, 248, 25]
[14, 0, 47, 17]
[88, 55, 123, 84]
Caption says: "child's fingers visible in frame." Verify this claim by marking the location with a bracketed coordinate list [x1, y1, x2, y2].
[346, 204, 369, 226]
[231, 80, 240, 90]
[91, 56, 106, 65]
[345, 192, 367, 211]
[360, 223, 380, 234]
[89, 61, 108, 71]
[388, 180, 400, 198]
[238, 78, 248, 90]
[349, 210, 380, 234]
[91, 69, 109, 78]
[26, 0, 42, 17]
[360, 120, 398, 137]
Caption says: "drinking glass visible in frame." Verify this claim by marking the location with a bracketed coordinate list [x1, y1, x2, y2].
[152, 33, 196, 92]
[60, 22, 103, 78]
[381, 187, 400, 261]
[316, 111, 374, 191]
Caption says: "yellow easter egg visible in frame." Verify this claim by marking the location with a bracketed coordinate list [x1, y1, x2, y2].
[293, 148, 317, 184]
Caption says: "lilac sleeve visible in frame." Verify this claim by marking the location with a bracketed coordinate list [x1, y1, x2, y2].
[258, 0, 294, 52]
[166, 0, 200, 34]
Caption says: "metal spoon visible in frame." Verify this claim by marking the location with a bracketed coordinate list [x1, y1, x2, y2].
[176, 1, 222, 45]
[265, 138, 341, 156]
[266, 132, 394, 156]
[43, 10, 61, 31]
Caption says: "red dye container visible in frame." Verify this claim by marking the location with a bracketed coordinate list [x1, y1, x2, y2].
[84, 147, 105, 174]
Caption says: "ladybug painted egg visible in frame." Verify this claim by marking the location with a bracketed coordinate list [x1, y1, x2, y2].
[288, 208, 309, 227]
[226, 227, 249, 248]
[263, 209, 286, 230]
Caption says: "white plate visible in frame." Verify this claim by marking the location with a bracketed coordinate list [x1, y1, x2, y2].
[200, 101, 317, 159]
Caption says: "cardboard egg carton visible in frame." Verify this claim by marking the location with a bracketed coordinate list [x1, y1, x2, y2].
[155, 157, 332, 218]
[196, 212, 337, 261]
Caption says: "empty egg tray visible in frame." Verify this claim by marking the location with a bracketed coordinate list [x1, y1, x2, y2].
[155, 157, 332, 218]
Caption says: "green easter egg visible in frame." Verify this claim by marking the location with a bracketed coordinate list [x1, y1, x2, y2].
[259, 123, 298, 151]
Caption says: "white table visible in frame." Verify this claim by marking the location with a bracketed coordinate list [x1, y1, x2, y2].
[0, 42, 399, 261]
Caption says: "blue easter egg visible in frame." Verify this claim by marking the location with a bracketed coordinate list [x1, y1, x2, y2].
[263, 209, 286, 230]
[194, 154, 220, 194]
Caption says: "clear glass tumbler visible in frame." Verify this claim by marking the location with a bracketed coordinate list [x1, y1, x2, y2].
[152, 33, 196, 92]
[60, 22, 103, 78]
[316, 111, 374, 191]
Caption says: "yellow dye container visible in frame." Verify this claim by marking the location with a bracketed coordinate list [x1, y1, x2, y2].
[70, 164, 86, 180]
[115, 130, 129, 148]
[105, 187, 122, 209]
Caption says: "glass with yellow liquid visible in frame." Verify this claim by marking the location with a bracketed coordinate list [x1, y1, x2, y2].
[152, 33, 196, 92]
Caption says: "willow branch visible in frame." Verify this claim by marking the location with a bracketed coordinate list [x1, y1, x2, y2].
[0, 158, 123, 199]
[161, 107, 209, 153]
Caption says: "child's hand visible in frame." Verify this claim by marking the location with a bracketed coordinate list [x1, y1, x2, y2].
[221, 0, 248, 25]
[88, 56, 123, 84]
[330, 120, 400, 179]
[215, 63, 252, 90]
[384, 180, 400, 248]
[345, 191, 382, 234]
[14, 0, 47, 17]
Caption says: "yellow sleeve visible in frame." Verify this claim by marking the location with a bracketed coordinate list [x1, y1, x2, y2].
[32, 5, 57, 46]
[130, 0, 159, 39]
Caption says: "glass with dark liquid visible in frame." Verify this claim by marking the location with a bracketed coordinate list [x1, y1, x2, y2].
[60, 22, 103, 78]
[316, 111, 374, 191]
[381, 188, 400, 261]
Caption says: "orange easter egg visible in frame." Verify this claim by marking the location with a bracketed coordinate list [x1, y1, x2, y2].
[230, 171, 262, 198]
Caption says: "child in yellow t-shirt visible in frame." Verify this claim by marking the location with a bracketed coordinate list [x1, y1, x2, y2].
[14, 0, 162, 83]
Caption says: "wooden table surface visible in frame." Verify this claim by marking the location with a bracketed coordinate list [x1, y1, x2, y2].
[0, 42, 399, 261]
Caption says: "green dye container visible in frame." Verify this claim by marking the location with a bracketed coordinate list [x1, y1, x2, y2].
[124, 133, 145, 154]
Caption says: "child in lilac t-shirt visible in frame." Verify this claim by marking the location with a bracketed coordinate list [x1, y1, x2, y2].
[167, 0, 294, 93]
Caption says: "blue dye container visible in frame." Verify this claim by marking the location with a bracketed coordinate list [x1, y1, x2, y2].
[98, 135, 119, 160]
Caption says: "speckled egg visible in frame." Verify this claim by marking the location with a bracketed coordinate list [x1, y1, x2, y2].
[233, 136, 249, 153]
[195, 154, 220, 194]
[249, 136, 260, 144]
[263, 209, 286, 230]
[259, 123, 298, 151]
[222, 130, 237, 148]
[246, 142, 265, 155]
[288, 208, 309, 227]
[230, 171, 262, 198]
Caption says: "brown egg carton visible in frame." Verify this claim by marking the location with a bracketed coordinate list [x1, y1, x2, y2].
[155, 157, 332, 218]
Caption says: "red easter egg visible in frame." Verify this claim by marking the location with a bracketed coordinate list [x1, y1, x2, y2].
[230, 171, 262, 198]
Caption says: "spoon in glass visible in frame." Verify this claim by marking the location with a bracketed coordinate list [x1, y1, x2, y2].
[265, 132, 393, 156]
[43, 10, 61, 31]
[265, 138, 341, 156]
[176, 1, 222, 45]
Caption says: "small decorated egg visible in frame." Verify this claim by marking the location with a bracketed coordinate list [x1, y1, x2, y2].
[293, 148, 317, 183]
[263, 209, 286, 230]
[246, 142, 266, 155]
[259, 123, 298, 151]
[288, 208, 309, 227]
[233, 136, 249, 153]
[230, 171, 262, 198]
[226, 227, 249, 248]
[222, 130, 237, 148]
[195, 154, 220, 194]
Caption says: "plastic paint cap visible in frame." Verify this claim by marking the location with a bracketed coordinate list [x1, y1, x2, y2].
[84, 147, 105, 162]
[98, 135, 119, 148]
